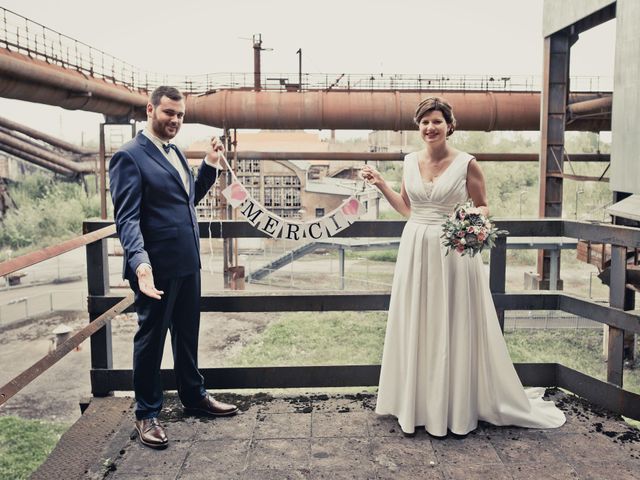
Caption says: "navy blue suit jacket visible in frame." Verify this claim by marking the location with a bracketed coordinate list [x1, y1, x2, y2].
[109, 131, 218, 281]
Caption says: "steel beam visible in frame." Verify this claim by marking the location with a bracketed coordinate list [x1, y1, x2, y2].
[86, 233, 113, 395]
[537, 31, 572, 290]
[489, 236, 507, 331]
[607, 246, 627, 386]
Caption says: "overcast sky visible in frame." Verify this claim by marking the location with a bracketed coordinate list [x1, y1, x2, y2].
[0, 0, 616, 144]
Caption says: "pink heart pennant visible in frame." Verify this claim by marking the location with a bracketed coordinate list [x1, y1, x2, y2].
[230, 182, 247, 201]
[222, 181, 249, 207]
[341, 197, 362, 217]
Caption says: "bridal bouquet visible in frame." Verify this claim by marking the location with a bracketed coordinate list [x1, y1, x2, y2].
[441, 202, 508, 257]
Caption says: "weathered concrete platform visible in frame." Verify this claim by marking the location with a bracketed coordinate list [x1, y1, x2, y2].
[33, 390, 640, 479]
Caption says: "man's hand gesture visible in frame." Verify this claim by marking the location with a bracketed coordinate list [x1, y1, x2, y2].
[136, 264, 164, 299]
[205, 136, 226, 168]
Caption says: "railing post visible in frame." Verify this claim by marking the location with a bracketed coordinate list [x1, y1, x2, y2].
[99, 123, 107, 219]
[490, 235, 507, 332]
[339, 247, 345, 290]
[86, 235, 113, 396]
[607, 245, 626, 387]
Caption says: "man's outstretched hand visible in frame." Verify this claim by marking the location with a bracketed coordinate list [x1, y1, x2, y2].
[136, 264, 164, 299]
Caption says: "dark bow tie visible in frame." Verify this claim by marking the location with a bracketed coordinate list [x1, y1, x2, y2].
[162, 143, 176, 154]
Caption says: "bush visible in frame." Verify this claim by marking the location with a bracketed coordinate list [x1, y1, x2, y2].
[0, 174, 100, 253]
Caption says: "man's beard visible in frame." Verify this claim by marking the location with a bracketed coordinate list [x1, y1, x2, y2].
[151, 113, 179, 140]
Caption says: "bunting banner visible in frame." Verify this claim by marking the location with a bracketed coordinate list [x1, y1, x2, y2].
[218, 153, 366, 240]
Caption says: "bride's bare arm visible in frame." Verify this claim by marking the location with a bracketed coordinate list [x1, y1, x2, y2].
[467, 159, 489, 217]
[361, 165, 411, 217]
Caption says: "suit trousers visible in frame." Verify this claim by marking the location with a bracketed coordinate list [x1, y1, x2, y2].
[131, 272, 206, 420]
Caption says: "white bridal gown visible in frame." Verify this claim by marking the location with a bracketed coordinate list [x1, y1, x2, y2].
[375, 151, 566, 436]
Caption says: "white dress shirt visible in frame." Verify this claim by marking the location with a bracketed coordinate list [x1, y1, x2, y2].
[142, 129, 191, 194]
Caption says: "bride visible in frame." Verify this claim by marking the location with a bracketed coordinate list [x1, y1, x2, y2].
[362, 97, 565, 436]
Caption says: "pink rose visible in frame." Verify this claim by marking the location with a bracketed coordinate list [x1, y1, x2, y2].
[467, 226, 476, 234]
[477, 232, 486, 242]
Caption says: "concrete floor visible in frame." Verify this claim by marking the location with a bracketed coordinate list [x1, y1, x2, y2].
[32, 389, 640, 480]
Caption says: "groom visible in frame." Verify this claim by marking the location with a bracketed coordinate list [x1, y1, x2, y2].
[109, 85, 238, 449]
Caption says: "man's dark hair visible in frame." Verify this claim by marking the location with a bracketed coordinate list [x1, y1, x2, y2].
[149, 86, 183, 106]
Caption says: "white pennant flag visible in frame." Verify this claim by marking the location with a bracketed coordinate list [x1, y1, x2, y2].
[221, 181, 249, 208]
[340, 196, 365, 223]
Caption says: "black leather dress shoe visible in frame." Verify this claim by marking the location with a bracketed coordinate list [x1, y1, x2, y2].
[135, 417, 168, 449]
[184, 394, 239, 417]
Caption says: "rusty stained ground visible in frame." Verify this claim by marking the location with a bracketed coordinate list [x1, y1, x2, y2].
[30, 389, 640, 480]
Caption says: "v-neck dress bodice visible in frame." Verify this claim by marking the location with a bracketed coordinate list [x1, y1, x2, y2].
[405, 151, 469, 224]
[375, 150, 566, 435]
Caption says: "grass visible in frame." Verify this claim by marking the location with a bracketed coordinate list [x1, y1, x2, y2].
[0, 416, 68, 480]
[231, 312, 640, 403]
[230, 311, 387, 366]
[346, 249, 398, 262]
[505, 329, 640, 395]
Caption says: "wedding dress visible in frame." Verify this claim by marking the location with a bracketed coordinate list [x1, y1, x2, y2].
[375, 151, 566, 435]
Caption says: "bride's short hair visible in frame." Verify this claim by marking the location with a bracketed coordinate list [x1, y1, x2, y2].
[414, 97, 456, 137]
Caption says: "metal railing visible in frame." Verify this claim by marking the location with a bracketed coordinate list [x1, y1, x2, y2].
[77, 217, 640, 422]
[0, 218, 639, 422]
[0, 6, 612, 94]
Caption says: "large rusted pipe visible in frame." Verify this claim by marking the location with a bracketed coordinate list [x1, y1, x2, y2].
[184, 90, 611, 131]
[0, 115, 96, 155]
[0, 130, 95, 173]
[0, 48, 611, 131]
[567, 95, 612, 118]
[0, 143, 75, 176]
[0, 49, 147, 119]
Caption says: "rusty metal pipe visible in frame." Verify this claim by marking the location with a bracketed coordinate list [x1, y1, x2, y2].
[0, 130, 95, 173]
[0, 48, 611, 131]
[184, 90, 611, 131]
[0, 142, 76, 176]
[0, 49, 147, 118]
[0, 114, 97, 155]
[567, 96, 612, 117]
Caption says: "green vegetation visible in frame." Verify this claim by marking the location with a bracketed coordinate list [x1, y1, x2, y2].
[506, 329, 640, 397]
[0, 174, 100, 260]
[231, 312, 387, 366]
[378, 131, 612, 221]
[0, 416, 68, 480]
[231, 312, 640, 401]
[346, 249, 398, 262]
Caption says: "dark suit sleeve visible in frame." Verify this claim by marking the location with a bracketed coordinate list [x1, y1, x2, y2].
[193, 160, 219, 205]
[109, 150, 150, 274]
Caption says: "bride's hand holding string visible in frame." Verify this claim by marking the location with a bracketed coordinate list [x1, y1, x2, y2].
[361, 165, 385, 188]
